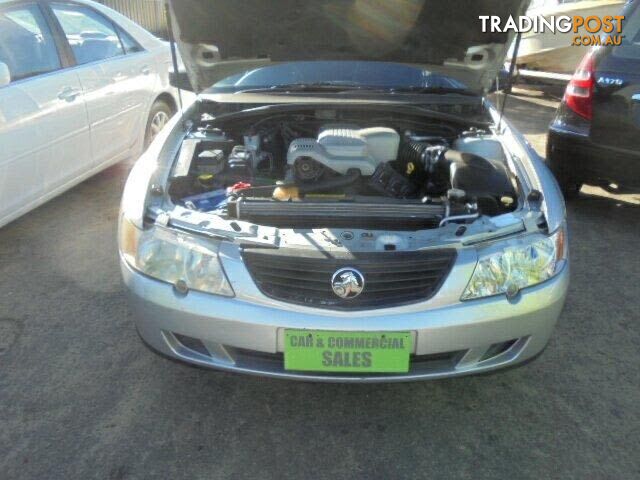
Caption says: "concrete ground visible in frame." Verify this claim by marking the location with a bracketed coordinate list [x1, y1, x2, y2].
[1, 91, 639, 480]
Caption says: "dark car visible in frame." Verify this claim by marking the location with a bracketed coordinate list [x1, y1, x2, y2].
[547, 0, 640, 198]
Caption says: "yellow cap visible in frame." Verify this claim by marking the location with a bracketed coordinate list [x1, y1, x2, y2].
[198, 173, 215, 183]
[406, 162, 415, 175]
[273, 186, 301, 201]
[500, 195, 515, 206]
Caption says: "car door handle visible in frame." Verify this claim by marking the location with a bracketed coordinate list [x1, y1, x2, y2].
[140, 66, 151, 75]
[632, 94, 640, 102]
[58, 87, 81, 102]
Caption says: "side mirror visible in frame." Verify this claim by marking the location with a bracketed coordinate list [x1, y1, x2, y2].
[0, 62, 10, 87]
[170, 70, 194, 92]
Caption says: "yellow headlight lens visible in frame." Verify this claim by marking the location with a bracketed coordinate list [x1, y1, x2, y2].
[119, 217, 234, 297]
[462, 228, 567, 301]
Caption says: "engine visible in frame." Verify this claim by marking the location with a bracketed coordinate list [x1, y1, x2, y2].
[287, 127, 400, 180]
[168, 112, 518, 230]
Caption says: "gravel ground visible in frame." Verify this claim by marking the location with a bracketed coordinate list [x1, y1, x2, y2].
[1, 90, 639, 480]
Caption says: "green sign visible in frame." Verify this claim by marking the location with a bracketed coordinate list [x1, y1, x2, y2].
[284, 330, 412, 373]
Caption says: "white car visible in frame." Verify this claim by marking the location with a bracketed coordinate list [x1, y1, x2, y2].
[0, 0, 179, 227]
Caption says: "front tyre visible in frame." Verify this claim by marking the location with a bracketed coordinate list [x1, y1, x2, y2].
[144, 100, 174, 149]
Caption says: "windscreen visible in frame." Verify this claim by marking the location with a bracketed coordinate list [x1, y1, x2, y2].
[207, 61, 468, 93]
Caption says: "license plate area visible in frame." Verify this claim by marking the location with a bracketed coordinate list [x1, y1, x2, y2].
[284, 330, 412, 373]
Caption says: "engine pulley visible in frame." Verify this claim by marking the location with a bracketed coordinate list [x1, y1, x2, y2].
[293, 156, 325, 181]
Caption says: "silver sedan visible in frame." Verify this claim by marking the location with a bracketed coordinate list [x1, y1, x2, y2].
[119, 0, 568, 382]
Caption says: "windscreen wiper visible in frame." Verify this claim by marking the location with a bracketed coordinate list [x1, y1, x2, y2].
[235, 82, 371, 94]
[236, 83, 479, 96]
[386, 86, 478, 96]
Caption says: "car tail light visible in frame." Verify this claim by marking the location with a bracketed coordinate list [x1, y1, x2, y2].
[564, 53, 595, 120]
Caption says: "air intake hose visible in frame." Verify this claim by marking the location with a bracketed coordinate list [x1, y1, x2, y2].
[397, 141, 449, 189]
[398, 141, 430, 166]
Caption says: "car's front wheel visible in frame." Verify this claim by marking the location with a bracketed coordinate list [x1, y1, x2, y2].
[144, 99, 174, 148]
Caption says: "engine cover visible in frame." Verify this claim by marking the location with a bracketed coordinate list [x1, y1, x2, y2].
[287, 127, 400, 177]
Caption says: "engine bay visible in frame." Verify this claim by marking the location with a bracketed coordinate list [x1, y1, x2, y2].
[167, 106, 518, 231]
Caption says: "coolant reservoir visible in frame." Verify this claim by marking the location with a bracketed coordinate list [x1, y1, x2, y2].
[453, 135, 506, 163]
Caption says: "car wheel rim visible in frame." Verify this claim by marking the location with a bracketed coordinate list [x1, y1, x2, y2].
[149, 111, 170, 141]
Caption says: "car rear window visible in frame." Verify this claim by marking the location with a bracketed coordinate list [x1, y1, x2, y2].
[51, 3, 125, 65]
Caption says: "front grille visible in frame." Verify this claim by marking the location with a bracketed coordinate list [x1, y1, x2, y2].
[242, 248, 457, 310]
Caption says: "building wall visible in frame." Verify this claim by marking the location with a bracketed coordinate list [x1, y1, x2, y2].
[98, 0, 168, 39]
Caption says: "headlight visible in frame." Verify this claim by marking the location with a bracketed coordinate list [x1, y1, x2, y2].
[119, 218, 234, 297]
[461, 228, 567, 301]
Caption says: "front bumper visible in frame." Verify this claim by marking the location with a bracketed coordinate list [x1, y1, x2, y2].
[121, 249, 569, 382]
